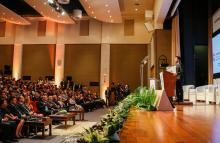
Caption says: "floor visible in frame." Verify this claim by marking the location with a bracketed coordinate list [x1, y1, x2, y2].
[18, 108, 109, 143]
[120, 104, 220, 143]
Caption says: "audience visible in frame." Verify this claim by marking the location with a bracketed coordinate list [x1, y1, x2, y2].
[0, 76, 129, 142]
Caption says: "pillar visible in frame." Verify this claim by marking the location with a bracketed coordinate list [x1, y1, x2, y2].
[55, 44, 65, 86]
[12, 44, 23, 80]
[100, 43, 110, 100]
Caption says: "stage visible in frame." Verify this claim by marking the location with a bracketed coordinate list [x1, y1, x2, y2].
[120, 105, 220, 143]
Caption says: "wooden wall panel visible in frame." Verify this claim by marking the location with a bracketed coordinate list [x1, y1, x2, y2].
[0, 45, 13, 72]
[110, 44, 148, 90]
[80, 20, 90, 36]
[124, 19, 134, 36]
[37, 21, 46, 36]
[155, 30, 172, 80]
[22, 44, 55, 80]
[0, 22, 6, 37]
[64, 44, 101, 90]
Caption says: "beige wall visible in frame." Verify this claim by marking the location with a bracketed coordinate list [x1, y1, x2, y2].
[0, 45, 13, 72]
[110, 44, 148, 90]
[155, 30, 171, 79]
[22, 44, 55, 80]
[0, 16, 151, 45]
[64, 44, 101, 89]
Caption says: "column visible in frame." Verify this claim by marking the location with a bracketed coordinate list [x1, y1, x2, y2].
[100, 43, 110, 100]
[55, 44, 65, 86]
[12, 44, 23, 80]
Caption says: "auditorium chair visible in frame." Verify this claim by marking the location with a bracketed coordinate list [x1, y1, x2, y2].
[182, 85, 195, 101]
[215, 85, 220, 104]
[205, 85, 217, 104]
[196, 85, 209, 101]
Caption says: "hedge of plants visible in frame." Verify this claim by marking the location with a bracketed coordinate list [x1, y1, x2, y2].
[63, 87, 157, 143]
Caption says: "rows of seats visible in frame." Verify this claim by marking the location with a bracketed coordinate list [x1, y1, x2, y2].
[183, 84, 220, 104]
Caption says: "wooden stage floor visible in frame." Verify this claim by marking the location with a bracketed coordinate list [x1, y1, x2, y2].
[120, 105, 220, 143]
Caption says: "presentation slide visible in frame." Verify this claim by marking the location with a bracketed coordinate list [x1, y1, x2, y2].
[212, 33, 220, 74]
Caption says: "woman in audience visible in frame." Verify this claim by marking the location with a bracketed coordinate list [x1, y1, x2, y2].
[0, 98, 24, 139]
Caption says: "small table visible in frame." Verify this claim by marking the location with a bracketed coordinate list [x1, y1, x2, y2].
[68, 109, 85, 121]
[25, 118, 52, 137]
[49, 113, 76, 128]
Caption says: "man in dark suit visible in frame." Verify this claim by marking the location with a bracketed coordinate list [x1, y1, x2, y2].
[37, 95, 53, 115]
[16, 96, 32, 116]
[7, 96, 24, 119]
[0, 98, 18, 143]
[175, 56, 183, 102]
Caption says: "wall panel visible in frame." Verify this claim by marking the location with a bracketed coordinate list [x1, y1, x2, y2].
[22, 44, 55, 80]
[0, 45, 13, 72]
[110, 44, 148, 90]
[64, 44, 101, 90]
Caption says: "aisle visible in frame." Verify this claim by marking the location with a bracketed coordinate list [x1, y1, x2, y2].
[18, 108, 109, 143]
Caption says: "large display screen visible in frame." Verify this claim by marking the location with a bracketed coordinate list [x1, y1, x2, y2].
[212, 29, 220, 78]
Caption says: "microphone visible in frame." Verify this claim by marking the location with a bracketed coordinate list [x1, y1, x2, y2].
[141, 56, 148, 65]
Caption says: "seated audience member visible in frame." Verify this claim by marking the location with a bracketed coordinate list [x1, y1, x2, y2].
[24, 95, 43, 117]
[37, 95, 53, 115]
[17, 96, 33, 116]
[68, 96, 83, 111]
[47, 96, 60, 113]
[0, 98, 24, 139]
[0, 112, 18, 143]
[8, 97, 25, 119]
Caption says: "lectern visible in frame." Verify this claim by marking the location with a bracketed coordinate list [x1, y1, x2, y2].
[161, 71, 177, 97]
[156, 71, 176, 111]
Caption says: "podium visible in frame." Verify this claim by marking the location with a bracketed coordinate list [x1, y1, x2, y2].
[154, 71, 177, 111]
[160, 71, 176, 97]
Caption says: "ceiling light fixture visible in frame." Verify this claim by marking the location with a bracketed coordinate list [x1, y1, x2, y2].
[107, 10, 110, 13]
[91, 11, 94, 14]
[135, 8, 138, 11]
[105, 4, 109, 7]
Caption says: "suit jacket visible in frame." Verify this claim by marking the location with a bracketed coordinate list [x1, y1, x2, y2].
[17, 103, 31, 116]
[37, 100, 52, 115]
[7, 104, 23, 118]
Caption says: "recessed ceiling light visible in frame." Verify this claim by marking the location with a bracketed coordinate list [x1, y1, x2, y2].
[91, 11, 94, 14]
[44, 2, 47, 5]
[135, 8, 138, 11]
[105, 4, 109, 7]
[109, 15, 112, 18]
[33, 5, 36, 8]
[107, 10, 110, 13]
[94, 16, 96, 19]
[88, 6, 91, 9]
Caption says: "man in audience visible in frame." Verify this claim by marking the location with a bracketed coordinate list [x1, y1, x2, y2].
[37, 95, 53, 116]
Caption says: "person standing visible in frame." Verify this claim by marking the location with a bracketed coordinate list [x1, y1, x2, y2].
[105, 87, 110, 106]
[175, 56, 183, 102]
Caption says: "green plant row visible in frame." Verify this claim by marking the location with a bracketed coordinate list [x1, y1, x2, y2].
[75, 87, 157, 143]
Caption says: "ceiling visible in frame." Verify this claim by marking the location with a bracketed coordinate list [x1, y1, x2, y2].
[119, 0, 154, 16]
[80, 0, 122, 23]
[0, 0, 86, 16]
